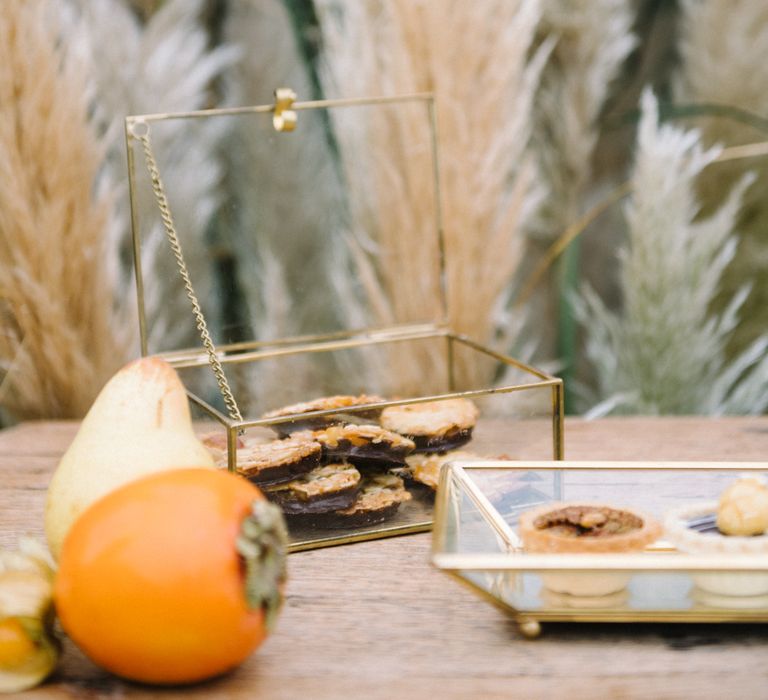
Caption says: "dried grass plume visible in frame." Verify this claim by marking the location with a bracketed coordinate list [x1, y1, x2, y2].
[0, 0, 127, 419]
[575, 90, 768, 416]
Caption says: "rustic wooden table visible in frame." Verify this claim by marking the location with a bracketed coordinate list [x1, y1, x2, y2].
[2, 417, 768, 699]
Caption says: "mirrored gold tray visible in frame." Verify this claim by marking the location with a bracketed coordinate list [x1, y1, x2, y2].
[431, 460, 768, 638]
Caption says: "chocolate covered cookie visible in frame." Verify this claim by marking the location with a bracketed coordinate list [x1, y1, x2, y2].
[311, 424, 415, 469]
[264, 463, 361, 515]
[234, 435, 322, 486]
[304, 473, 412, 529]
[262, 394, 387, 436]
[380, 398, 479, 453]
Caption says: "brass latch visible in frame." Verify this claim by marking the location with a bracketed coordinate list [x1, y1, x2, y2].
[273, 88, 297, 132]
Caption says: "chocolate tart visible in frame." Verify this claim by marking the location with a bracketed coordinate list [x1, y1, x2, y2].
[264, 463, 361, 515]
[300, 473, 412, 529]
[665, 501, 768, 597]
[380, 398, 479, 453]
[262, 394, 386, 436]
[519, 502, 661, 596]
[310, 424, 415, 469]
[233, 436, 323, 486]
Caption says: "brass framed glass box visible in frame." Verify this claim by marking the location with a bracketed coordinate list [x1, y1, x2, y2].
[432, 460, 768, 638]
[124, 92, 563, 552]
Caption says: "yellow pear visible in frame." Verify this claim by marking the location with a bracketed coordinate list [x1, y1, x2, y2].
[45, 357, 215, 558]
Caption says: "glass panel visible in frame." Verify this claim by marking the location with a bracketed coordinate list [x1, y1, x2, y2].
[126, 97, 445, 356]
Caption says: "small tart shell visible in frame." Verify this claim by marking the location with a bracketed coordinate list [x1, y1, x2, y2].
[665, 501, 768, 555]
[666, 502, 768, 597]
[519, 502, 661, 554]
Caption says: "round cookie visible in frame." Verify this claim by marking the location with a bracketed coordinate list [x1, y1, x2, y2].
[311, 424, 415, 469]
[299, 473, 412, 529]
[265, 463, 361, 515]
[262, 394, 386, 436]
[380, 398, 479, 453]
[234, 435, 322, 486]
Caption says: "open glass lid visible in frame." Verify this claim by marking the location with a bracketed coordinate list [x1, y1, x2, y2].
[125, 92, 446, 365]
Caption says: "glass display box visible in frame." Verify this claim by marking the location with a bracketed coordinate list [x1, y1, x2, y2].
[125, 90, 563, 551]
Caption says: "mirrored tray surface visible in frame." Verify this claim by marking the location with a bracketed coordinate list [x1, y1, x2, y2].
[432, 460, 768, 638]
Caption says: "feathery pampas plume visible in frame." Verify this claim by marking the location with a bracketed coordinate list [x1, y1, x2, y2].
[575, 90, 768, 416]
[674, 0, 768, 357]
[532, 0, 636, 240]
[0, 0, 126, 419]
[316, 0, 548, 391]
[528, 0, 636, 361]
[70, 0, 239, 354]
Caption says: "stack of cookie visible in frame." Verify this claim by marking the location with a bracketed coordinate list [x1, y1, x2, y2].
[203, 394, 481, 529]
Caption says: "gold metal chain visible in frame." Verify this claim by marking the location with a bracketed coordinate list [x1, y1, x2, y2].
[134, 123, 243, 422]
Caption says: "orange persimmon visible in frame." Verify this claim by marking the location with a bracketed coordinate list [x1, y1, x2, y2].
[54, 468, 287, 685]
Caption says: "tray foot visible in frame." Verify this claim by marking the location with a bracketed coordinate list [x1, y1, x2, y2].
[517, 617, 541, 639]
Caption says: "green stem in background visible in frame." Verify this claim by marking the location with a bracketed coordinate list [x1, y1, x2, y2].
[557, 237, 580, 413]
[604, 102, 768, 135]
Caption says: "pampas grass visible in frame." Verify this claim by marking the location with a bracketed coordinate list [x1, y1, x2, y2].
[575, 90, 768, 416]
[528, 0, 636, 363]
[72, 0, 238, 353]
[532, 0, 636, 240]
[0, 0, 126, 419]
[674, 0, 768, 357]
[316, 0, 548, 390]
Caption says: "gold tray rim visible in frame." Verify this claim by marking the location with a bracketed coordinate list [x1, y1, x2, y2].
[431, 459, 768, 636]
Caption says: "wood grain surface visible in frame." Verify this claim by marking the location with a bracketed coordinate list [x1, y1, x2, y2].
[2, 417, 768, 699]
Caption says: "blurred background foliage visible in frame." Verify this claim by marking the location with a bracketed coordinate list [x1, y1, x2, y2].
[1, 0, 767, 424]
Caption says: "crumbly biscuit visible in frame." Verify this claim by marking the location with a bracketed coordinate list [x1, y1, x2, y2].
[300, 473, 412, 529]
[380, 398, 479, 452]
[234, 436, 322, 485]
[262, 394, 387, 436]
[311, 424, 415, 468]
[265, 463, 361, 515]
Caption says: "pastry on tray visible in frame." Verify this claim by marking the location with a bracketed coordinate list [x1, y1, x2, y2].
[664, 476, 768, 597]
[309, 424, 415, 469]
[403, 450, 482, 491]
[261, 394, 386, 436]
[380, 398, 479, 453]
[230, 435, 323, 486]
[264, 463, 361, 515]
[295, 473, 412, 529]
[518, 502, 661, 596]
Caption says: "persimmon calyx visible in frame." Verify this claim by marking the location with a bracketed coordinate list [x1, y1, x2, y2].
[236, 500, 288, 631]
